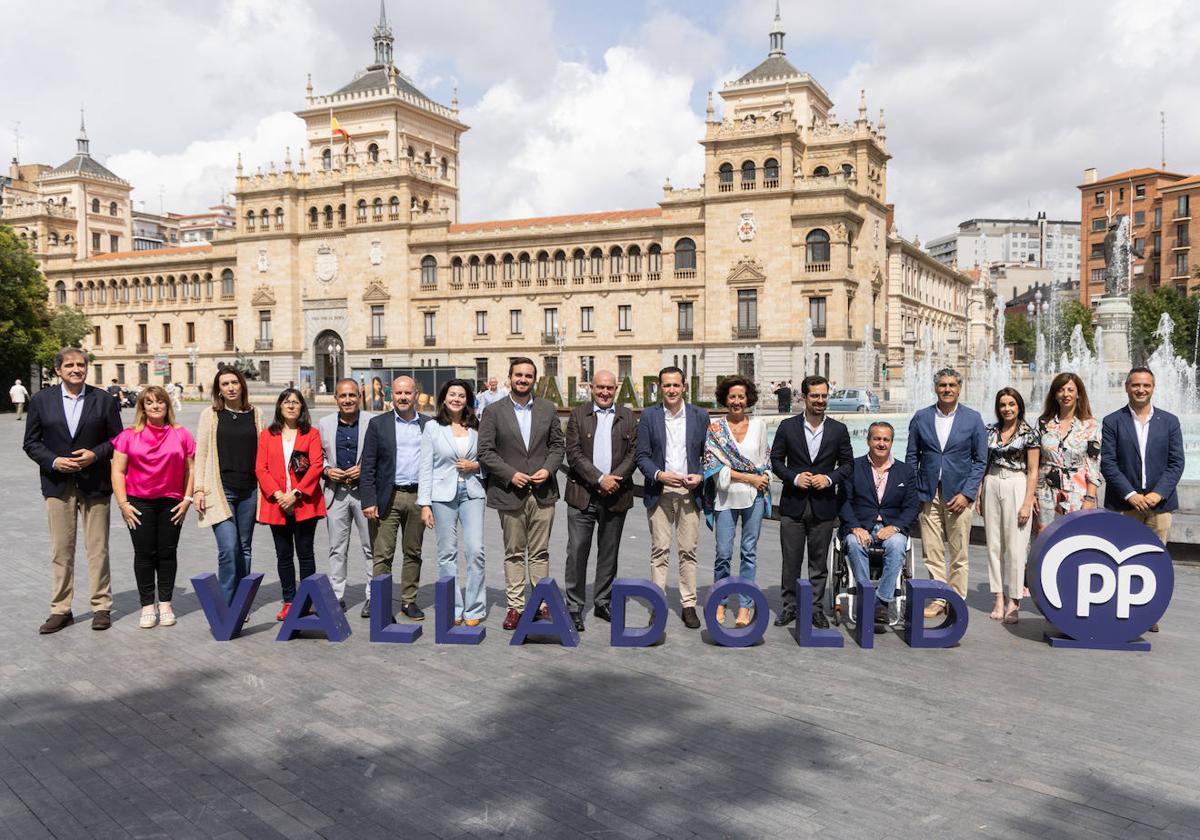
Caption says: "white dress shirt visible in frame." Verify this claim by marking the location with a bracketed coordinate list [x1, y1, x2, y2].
[1127, 405, 1154, 497]
[511, 395, 534, 450]
[592, 404, 615, 476]
[795, 414, 827, 488]
[934, 404, 957, 487]
[61, 385, 86, 438]
[714, 417, 770, 511]
[663, 403, 688, 476]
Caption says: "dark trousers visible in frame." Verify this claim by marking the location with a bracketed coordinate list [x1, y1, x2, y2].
[127, 496, 182, 607]
[780, 502, 836, 611]
[271, 518, 318, 602]
[564, 501, 626, 613]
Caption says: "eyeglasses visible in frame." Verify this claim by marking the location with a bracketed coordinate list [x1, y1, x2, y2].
[281, 400, 302, 407]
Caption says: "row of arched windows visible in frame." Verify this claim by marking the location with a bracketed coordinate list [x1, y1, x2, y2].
[54, 270, 235, 307]
[811, 163, 855, 178]
[426, 240, 698, 288]
[718, 160, 781, 191]
[320, 145, 450, 179]
[89, 198, 120, 216]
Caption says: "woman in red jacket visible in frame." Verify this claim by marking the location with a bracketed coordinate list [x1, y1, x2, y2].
[256, 389, 326, 620]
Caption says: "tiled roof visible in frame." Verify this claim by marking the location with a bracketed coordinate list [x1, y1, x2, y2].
[1161, 174, 1200, 189]
[1087, 167, 1188, 185]
[44, 153, 126, 184]
[87, 244, 213, 262]
[335, 67, 434, 105]
[736, 55, 802, 83]
[449, 208, 662, 234]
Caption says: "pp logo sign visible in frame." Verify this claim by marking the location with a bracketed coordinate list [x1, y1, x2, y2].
[1029, 510, 1173, 651]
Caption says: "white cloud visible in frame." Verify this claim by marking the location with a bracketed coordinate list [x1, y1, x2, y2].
[458, 46, 706, 221]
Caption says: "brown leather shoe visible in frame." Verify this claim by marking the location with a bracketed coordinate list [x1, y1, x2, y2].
[681, 607, 701, 629]
[923, 601, 945, 619]
[91, 610, 112, 631]
[39, 612, 74, 634]
[502, 608, 521, 631]
[1149, 623, 1160, 633]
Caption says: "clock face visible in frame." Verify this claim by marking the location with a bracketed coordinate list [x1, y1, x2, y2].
[315, 246, 338, 283]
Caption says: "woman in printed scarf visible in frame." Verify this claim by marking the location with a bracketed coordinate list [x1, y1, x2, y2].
[703, 375, 772, 628]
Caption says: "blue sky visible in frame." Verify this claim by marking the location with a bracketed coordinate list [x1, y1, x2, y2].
[4, 0, 1198, 242]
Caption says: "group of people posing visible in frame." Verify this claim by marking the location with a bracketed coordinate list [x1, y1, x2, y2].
[21, 347, 1184, 637]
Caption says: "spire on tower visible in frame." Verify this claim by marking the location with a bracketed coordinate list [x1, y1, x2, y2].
[76, 106, 90, 156]
[372, 0, 394, 67]
[768, 0, 785, 58]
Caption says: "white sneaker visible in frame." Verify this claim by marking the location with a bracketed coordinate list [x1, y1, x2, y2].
[158, 609, 176, 627]
[139, 611, 158, 629]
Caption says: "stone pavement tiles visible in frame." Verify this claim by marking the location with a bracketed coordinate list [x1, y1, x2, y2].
[1, 404, 1198, 838]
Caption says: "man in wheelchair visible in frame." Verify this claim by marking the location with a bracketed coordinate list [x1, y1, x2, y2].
[839, 421, 921, 630]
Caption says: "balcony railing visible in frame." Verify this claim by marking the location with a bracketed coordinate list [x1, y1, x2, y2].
[254, 339, 273, 351]
[224, 341, 235, 351]
[763, 178, 779, 189]
[806, 262, 831, 273]
[541, 332, 558, 345]
[423, 336, 436, 346]
[674, 269, 696, 279]
[367, 336, 387, 348]
[677, 329, 693, 341]
[735, 325, 760, 339]
[741, 181, 756, 191]
[812, 325, 827, 338]
[135, 343, 148, 354]
[1174, 210, 1192, 220]
[647, 271, 660, 281]
[718, 182, 733, 192]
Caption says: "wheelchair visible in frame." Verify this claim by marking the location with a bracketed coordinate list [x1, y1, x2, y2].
[827, 530, 915, 629]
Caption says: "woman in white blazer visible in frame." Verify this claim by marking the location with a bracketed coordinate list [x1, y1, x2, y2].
[418, 379, 487, 624]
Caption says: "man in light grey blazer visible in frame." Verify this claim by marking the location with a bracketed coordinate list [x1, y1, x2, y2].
[477, 357, 565, 631]
[319, 378, 374, 612]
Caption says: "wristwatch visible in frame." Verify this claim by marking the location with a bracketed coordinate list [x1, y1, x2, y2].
[292, 489, 303, 500]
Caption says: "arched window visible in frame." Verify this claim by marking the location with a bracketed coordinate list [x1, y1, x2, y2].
[847, 231, 854, 267]
[764, 158, 780, 184]
[260, 209, 270, 229]
[109, 201, 118, 216]
[55, 281, 66, 305]
[674, 238, 696, 271]
[573, 248, 585, 277]
[553, 249, 566, 278]
[628, 244, 642, 275]
[410, 196, 418, 209]
[648, 243, 662, 274]
[246, 211, 256, 230]
[337, 204, 346, 225]
[357, 199, 367, 221]
[367, 143, 379, 162]
[98, 283, 107, 304]
[536, 251, 549, 279]
[519, 253, 532, 280]
[389, 196, 400, 217]
[451, 256, 464, 285]
[609, 245, 623, 276]
[308, 206, 318, 226]
[221, 268, 235, 296]
[63, 234, 73, 245]
[484, 254, 497, 283]
[192, 276, 201, 298]
[806, 229, 831, 264]
[132, 279, 141, 302]
[589, 247, 603, 276]
[120, 279, 129, 303]
[421, 255, 438, 286]
[718, 162, 734, 191]
[275, 207, 284, 227]
[86, 282, 95, 305]
[156, 277, 165, 301]
[180, 278, 188, 300]
[842, 163, 854, 178]
[373, 197, 384, 219]
[75, 282, 84, 305]
[407, 145, 415, 159]
[205, 273, 213, 298]
[741, 160, 756, 184]
[502, 253, 515, 280]
[322, 148, 332, 170]
[468, 255, 480, 284]
[167, 277, 177, 300]
[323, 205, 333, 226]
[424, 151, 431, 165]
[440, 157, 449, 178]
[422, 200, 429, 213]
[813, 165, 830, 177]
[48, 231, 58, 246]
[91, 198, 100, 213]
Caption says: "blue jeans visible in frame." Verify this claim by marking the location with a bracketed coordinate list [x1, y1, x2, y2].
[213, 487, 256, 604]
[713, 497, 766, 609]
[844, 523, 906, 604]
[431, 484, 487, 620]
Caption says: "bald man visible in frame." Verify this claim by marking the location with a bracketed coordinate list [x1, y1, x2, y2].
[361, 375, 431, 620]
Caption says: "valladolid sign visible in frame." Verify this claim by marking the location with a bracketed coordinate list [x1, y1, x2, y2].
[1030, 510, 1173, 651]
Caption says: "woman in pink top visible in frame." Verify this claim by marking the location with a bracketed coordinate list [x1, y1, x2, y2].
[111, 386, 196, 628]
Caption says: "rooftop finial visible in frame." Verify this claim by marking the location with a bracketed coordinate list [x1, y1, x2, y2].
[705, 90, 714, 121]
[769, 0, 785, 58]
[76, 106, 90, 156]
[451, 86, 459, 114]
[372, 0, 394, 67]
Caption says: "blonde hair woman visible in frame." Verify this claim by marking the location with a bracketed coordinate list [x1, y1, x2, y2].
[111, 386, 196, 628]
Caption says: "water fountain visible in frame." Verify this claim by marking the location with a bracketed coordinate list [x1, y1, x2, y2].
[857, 313, 877, 392]
[902, 325, 937, 410]
[1146, 312, 1199, 416]
[801, 317, 815, 377]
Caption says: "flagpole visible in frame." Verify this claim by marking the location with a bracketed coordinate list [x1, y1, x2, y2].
[329, 107, 334, 169]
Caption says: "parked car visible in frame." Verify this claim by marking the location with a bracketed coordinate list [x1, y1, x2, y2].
[827, 387, 880, 413]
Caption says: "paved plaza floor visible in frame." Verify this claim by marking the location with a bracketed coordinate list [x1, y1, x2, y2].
[1, 403, 1198, 839]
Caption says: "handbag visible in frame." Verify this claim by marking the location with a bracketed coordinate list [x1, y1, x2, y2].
[289, 448, 311, 479]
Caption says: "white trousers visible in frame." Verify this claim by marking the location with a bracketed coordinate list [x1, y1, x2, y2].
[982, 468, 1031, 599]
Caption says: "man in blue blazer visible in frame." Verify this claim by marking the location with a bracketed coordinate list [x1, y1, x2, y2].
[769, 375, 854, 627]
[905, 368, 987, 617]
[635, 366, 709, 629]
[1101, 367, 1185, 632]
[840, 422, 920, 630]
[361, 375, 431, 620]
[23, 348, 124, 633]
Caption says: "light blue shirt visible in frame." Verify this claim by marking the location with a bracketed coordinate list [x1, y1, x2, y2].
[393, 411, 422, 484]
[61, 385, 86, 438]
[476, 387, 507, 414]
[511, 395, 533, 449]
[592, 405, 615, 476]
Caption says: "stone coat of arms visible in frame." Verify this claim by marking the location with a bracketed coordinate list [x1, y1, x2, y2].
[737, 210, 757, 242]
[315, 244, 338, 284]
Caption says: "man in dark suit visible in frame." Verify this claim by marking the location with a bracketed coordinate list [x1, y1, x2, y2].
[563, 369, 637, 631]
[905, 368, 988, 617]
[23, 347, 124, 633]
[361, 375, 430, 620]
[478, 357, 565, 630]
[635, 365, 709, 629]
[770, 375, 854, 628]
[840, 421, 920, 630]
[1101, 367, 1185, 633]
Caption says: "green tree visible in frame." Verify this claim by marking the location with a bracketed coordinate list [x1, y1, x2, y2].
[1056, 300, 1095, 352]
[1130, 287, 1197, 362]
[0, 225, 52, 403]
[35, 306, 94, 370]
[1005, 312, 1035, 361]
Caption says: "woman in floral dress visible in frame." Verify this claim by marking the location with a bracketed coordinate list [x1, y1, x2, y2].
[1035, 372, 1101, 531]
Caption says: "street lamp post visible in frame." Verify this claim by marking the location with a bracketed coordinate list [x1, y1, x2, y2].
[554, 326, 566, 399]
[324, 337, 343, 393]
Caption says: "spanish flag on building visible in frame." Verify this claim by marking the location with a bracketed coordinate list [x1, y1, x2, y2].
[331, 111, 351, 141]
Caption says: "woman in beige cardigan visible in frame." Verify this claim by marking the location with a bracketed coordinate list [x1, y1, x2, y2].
[193, 366, 263, 604]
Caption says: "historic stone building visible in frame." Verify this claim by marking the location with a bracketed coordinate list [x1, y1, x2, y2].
[2, 5, 990, 403]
